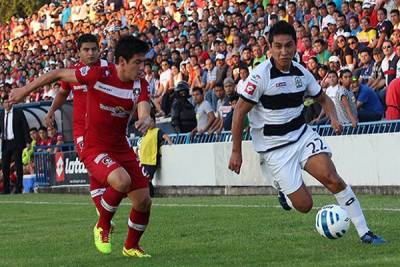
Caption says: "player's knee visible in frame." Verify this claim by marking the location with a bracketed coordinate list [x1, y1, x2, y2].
[324, 172, 346, 194]
[136, 196, 152, 211]
[294, 198, 313, 213]
[112, 174, 131, 193]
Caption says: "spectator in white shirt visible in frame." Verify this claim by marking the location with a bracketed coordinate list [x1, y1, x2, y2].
[191, 87, 215, 135]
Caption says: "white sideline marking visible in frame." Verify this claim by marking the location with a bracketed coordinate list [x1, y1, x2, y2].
[0, 200, 399, 212]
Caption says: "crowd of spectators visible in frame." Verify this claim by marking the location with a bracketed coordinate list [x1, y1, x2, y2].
[1, 0, 400, 135]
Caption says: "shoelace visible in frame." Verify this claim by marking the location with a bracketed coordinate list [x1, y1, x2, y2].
[101, 230, 110, 243]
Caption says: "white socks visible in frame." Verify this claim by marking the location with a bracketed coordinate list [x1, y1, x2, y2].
[334, 185, 369, 237]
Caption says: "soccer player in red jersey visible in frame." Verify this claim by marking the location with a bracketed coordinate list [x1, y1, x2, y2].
[10, 36, 153, 257]
[44, 34, 110, 219]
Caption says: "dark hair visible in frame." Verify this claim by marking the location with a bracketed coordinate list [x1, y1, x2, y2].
[378, 7, 387, 16]
[390, 9, 400, 16]
[30, 127, 38, 132]
[328, 70, 338, 77]
[349, 15, 359, 23]
[114, 35, 149, 64]
[192, 87, 203, 95]
[339, 69, 352, 78]
[327, 1, 336, 8]
[39, 126, 47, 132]
[239, 64, 249, 73]
[76, 34, 98, 50]
[359, 47, 371, 54]
[268, 21, 297, 45]
[229, 92, 239, 102]
[314, 38, 326, 46]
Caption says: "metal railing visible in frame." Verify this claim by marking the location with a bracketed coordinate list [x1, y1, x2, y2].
[131, 120, 400, 146]
[32, 120, 400, 187]
[33, 143, 75, 186]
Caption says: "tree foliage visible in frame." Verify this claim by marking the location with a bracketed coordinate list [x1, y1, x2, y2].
[0, 0, 50, 23]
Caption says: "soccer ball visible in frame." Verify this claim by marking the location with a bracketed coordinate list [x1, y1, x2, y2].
[315, 204, 350, 239]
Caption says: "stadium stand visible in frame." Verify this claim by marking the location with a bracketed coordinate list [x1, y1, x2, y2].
[2, 0, 400, 190]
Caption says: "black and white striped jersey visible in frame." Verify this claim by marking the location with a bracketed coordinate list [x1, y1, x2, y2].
[240, 58, 322, 153]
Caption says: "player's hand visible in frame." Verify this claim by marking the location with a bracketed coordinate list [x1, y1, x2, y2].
[135, 117, 154, 134]
[331, 119, 343, 134]
[229, 151, 242, 174]
[44, 112, 55, 128]
[9, 87, 27, 104]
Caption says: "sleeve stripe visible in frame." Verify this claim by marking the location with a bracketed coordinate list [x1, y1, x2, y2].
[240, 94, 258, 105]
[311, 88, 323, 98]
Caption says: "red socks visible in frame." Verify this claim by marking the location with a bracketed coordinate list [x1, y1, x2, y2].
[125, 209, 150, 249]
[96, 187, 125, 231]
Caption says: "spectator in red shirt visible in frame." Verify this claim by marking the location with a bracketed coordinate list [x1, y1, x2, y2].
[37, 126, 52, 146]
[301, 35, 317, 66]
[386, 78, 400, 119]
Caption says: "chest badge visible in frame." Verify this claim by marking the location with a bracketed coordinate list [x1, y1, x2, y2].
[295, 77, 303, 88]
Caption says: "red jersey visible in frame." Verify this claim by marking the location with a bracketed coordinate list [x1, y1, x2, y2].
[75, 64, 150, 152]
[37, 137, 53, 146]
[60, 59, 108, 139]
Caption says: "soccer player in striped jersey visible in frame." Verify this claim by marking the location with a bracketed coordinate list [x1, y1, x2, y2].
[229, 21, 385, 245]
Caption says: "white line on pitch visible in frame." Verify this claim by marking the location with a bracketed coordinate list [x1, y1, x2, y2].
[0, 200, 399, 212]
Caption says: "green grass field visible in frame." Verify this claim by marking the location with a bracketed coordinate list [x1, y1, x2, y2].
[0, 194, 399, 267]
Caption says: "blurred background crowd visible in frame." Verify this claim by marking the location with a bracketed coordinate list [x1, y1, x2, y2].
[1, 0, 400, 135]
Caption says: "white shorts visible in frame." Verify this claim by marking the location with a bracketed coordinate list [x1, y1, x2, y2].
[259, 127, 332, 195]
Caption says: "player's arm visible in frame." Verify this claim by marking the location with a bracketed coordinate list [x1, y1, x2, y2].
[315, 91, 343, 134]
[135, 101, 154, 134]
[45, 88, 70, 128]
[229, 98, 254, 174]
[9, 69, 78, 104]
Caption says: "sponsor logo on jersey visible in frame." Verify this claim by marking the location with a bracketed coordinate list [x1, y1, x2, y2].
[245, 82, 257, 95]
[80, 66, 90, 76]
[133, 87, 141, 96]
[99, 103, 130, 118]
[93, 81, 135, 100]
[73, 85, 87, 91]
[94, 153, 115, 168]
[275, 82, 287, 88]
[295, 76, 303, 88]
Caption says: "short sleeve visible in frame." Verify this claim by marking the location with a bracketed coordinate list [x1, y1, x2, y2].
[240, 72, 264, 105]
[138, 79, 150, 103]
[203, 101, 213, 114]
[75, 66, 100, 85]
[305, 69, 322, 98]
[60, 80, 72, 93]
[357, 86, 369, 103]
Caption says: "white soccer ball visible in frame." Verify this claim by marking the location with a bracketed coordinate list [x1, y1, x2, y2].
[315, 204, 350, 239]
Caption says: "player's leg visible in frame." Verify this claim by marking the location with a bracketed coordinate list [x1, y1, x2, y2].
[82, 150, 131, 254]
[121, 152, 152, 258]
[76, 138, 115, 231]
[260, 147, 313, 213]
[89, 177, 104, 215]
[123, 187, 152, 258]
[97, 166, 131, 230]
[285, 184, 313, 213]
[304, 152, 386, 244]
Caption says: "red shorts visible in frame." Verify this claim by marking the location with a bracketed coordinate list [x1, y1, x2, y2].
[74, 136, 106, 195]
[81, 147, 149, 192]
[74, 136, 85, 159]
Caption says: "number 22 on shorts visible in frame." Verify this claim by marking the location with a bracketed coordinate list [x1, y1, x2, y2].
[306, 138, 327, 154]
